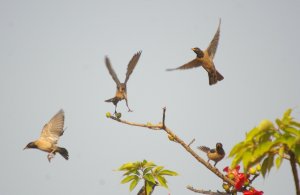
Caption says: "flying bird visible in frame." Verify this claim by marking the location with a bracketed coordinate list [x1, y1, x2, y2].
[24, 109, 69, 162]
[166, 19, 224, 85]
[105, 51, 142, 114]
[198, 142, 225, 166]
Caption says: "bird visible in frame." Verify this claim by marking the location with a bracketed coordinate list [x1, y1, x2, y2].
[198, 142, 225, 166]
[166, 19, 224, 85]
[24, 109, 69, 162]
[105, 51, 142, 114]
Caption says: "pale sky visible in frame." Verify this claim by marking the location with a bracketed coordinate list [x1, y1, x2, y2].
[0, 0, 300, 195]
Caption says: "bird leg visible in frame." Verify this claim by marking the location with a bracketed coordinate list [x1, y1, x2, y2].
[47, 151, 55, 162]
[125, 98, 133, 112]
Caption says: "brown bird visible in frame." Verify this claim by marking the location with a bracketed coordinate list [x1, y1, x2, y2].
[24, 109, 69, 162]
[198, 142, 225, 166]
[166, 19, 224, 85]
[105, 51, 142, 114]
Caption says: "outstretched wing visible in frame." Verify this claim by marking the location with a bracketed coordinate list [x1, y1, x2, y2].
[166, 59, 202, 71]
[124, 51, 142, 84]
[39, 109, 65, 144]
[198, 146, 211, 154]
[105, 56, 121, 86]
[207, 19, 221, 59]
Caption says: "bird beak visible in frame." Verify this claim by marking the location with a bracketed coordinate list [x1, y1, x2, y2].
[23, 146, 28, 150]
[191, 48, 195, 51]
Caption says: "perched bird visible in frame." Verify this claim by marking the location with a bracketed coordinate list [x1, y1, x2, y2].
[166, 19, 224, 85]
[198, 142, 225, 166]
[105, 51, 142, 114]
[24, 109, 69, 162]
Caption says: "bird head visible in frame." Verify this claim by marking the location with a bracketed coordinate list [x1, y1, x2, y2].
[23, 142, 37, 150]
[216, 142, 223, 149]
[117, 83, 127, 93]
[191, 47, 204, 58]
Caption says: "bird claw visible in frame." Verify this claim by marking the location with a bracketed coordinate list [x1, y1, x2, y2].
[128, 109, 133, 112]
[47, 153, 55, 162]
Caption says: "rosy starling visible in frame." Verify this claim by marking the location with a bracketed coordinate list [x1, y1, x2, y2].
[198, 142, 225, 166]
[24, 109, 69, 162]
[105, 51, 142, 114]
[167, 19, 224, 85]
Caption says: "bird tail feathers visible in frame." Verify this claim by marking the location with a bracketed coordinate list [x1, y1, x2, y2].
[57, 147, 69, 160]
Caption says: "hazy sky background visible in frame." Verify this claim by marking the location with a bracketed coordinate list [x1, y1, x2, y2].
[0, 0, 299, 194]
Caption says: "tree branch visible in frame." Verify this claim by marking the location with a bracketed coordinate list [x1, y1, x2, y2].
[187, 185, 230, 195]
[107, 107, 235, 186]
[289, 151, 300, 195]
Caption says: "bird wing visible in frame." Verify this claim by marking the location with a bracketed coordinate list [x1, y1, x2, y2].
[198, 146, 211, 153]
[105, 56, 121, 86]
[166, 59, 202, 71]
[39, 109, 65, 144]
[124, 51, 142, 84]
[207, 19, 221, 59]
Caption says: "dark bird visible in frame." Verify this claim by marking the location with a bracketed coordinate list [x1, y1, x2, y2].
[166, 19, 224, 85]
[198, 142, 225, 166]
[24, 109, 69, 162]
[105, 51, 142, 114]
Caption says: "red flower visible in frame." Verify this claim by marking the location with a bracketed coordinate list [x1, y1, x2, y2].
[243, 188, 263, 195]
[223, 166, 248, 190]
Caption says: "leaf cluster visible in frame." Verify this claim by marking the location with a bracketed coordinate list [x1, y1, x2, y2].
[117, 160, 178, 195]
[229, 109, 300, 177]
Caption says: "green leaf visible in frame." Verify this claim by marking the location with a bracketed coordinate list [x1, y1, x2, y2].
[261, 154, 274, 177]
[143, 167, 154, 175]
[118, 162, 135, 171]
[275, 156, 282, 169]
[152, 166, 164, 174]
[245, 127, 261, 142]
[282, 127, 300, 137]
[123, 169, 140, 176]
[144, 161, 156, 168]
[158, 169, 178, 176]
[144, 173, 156, 184]
[229, 141, 245, 157]
[145, 181, 155, 195]
[157, 175, 168, 188]
[291, 121, 300, 128]
[261, 157, 268, 177]
[275, 119, 283, 127]
[129, 177, 140, 191]
[242, 149, 252, 171]
[257, 120, 275, 132]
[121, 175, 138, 184]
[283, 108, 292, 119]
[292, 143, 300, 164]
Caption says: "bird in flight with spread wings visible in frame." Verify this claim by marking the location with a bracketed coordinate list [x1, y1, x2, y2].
[166, 19, 224, 85]
[24, 109, 69, 162]
[105, 51, 142, 114]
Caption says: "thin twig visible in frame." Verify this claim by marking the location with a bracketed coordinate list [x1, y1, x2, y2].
[109, 115, 162, 130]
[188, 138, 196, 147]
[187, 185, 229, 195]
[289, 151, 300, 195]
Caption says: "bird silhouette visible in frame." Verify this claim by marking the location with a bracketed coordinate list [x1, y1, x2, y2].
[24, 109, 69, 162]
[198, 142, 225, 166]
[105, 51, 142, 114]
[167, 19, 224, 85]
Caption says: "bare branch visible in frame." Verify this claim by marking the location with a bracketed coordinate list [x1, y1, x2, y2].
[107, 107, 235, 186]
[187, 185, 229, 195]
[108, 115, 162, 130]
